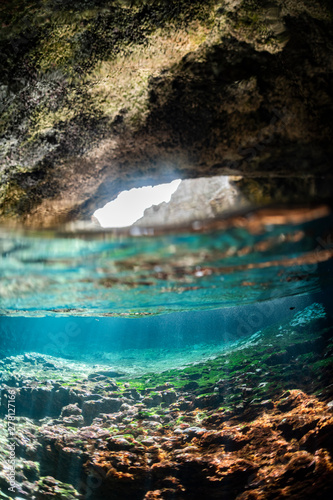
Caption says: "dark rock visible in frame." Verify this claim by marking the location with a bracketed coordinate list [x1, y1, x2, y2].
[35, 476, 82, 500]
[266, 350, 288, 365]
[182, 427, 206, 439]
[162, 391, 177, 406]
[277, 415, 319, 441]
[44, 362, 57, 369]
[177, 456, 258, 498]
[277, 390, 307, 412]
[154, 383, 174, 391]
[1, 386, 71, 419]
[300, 418, 333, 455]
[106, 437, 134, 451]
[141, 438, 156, 447]
[182, 381, 199, 391]
[82, 393, 106, 401]
[200, 430, 248, 451]
[87, 373, 108, 381]
[201, 411, 230, 427]
[61, 403, 82, 418]
[260, 399, 274, 410]
[194, 393, 223, 409]
[62, 415, 85, 427]
[282, 451, 316, 481]
[143, 393, 163, 408]
[130, 388, 142, 400]
[172, 398, 193, 411]
[37, 433, 89, 487]
[21, 460, 39, 482]
[82, 397, 123, 424]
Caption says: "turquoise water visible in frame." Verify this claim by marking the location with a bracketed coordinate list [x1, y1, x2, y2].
[1, 207, 332, 369]
[0, 292, 328, 373]
[0, 207, 332, 368]
[1, 209, 332, 318]
[0, 207, 332, 500]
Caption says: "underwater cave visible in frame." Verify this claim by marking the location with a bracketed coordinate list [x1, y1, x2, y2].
[1, 1, 333, 499]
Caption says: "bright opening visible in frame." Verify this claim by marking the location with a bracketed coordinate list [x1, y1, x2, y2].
[93, 179, 182, 228]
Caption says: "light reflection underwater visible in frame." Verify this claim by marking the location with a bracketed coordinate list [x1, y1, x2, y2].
[1, 207, 332, 318]
[0, 206, 332, 500]
[0, 291, 329, 374]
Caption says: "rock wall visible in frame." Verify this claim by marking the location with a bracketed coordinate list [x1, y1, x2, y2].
[134, 176, 249, 227]
[1, 0, 332, 227]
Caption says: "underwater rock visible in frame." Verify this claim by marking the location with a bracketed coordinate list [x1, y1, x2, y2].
[62, 415, 85, 428]
[161, 391, 177, 406]
[199, 429, 248, 451]
[106, 437, 135, 452]
[35, 476, 82, 500]
[82, 397, 124, 424]
[171, 398, 193, 412]
[128, 388, 142, 401]
[21, 461, 40, 483]
[193, 393, 223, 409]
[4, 378, 333, 500]
[276, 390, 308, 412]
[88, 370, 124, 380]
[0, 302, 332, 499]
[181, 427, 206, 439]
[300, 417, 333, 456]
[0, 386, 67, 419]
[182, 381, 199, 391]
[142, 394, 163, 408]
[60, 403, 82, 418]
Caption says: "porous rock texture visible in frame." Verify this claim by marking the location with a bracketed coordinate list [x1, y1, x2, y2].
[0, 0, 332, 227]
[0, 315, 333, 500]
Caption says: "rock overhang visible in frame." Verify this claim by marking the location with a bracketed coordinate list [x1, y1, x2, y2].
[0, 0, 333, 228]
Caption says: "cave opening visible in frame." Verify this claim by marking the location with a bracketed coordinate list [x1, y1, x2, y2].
[92, 175, 248, 229]
[93, 178, 181, 228]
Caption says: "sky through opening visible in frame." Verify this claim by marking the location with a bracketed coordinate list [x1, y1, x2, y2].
[94, 179, 181, 227]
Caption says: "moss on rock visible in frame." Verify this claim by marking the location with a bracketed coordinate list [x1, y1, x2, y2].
[0, 0, 333, 226]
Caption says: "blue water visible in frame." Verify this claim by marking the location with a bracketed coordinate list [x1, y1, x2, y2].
[0, 207, 332, 500]
[1, 209, 332, 319]
[0, 207, 332, 371]
[0, 293, 320, 369]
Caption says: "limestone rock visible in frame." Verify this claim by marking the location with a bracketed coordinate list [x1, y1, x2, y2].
[0, 0, 332, 227]
[134, 176, 248, 227]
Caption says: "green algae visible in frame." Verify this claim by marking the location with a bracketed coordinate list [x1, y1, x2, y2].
[0, 0, 220, 220]
[0, 304, 332, 499]
[0, 181, 28, 217]
[120, 308, 331, 411]
[37, 476, 82, 499]
[0, 0, 216, 123]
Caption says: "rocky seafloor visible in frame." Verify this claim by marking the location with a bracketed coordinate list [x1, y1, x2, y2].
[0, 303, 333, 499]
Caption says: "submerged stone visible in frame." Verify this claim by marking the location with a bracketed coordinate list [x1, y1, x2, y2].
[1, 299, 330, 497]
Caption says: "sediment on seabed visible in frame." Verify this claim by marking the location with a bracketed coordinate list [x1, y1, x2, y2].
[1, 303, 333, 499]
